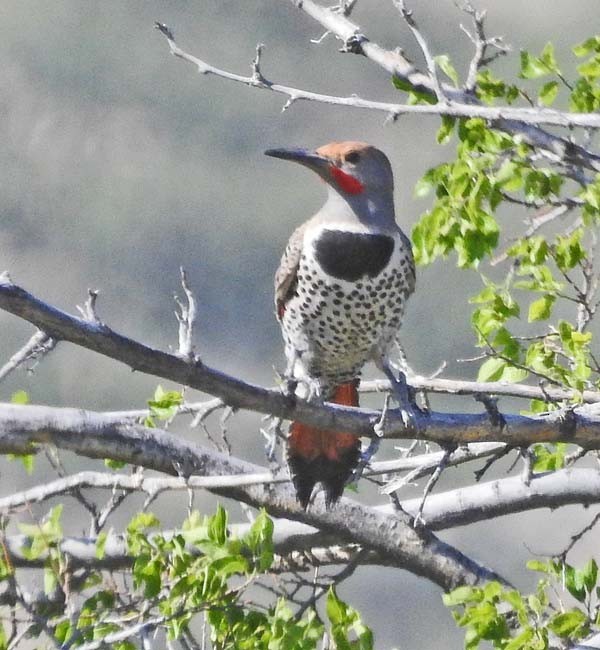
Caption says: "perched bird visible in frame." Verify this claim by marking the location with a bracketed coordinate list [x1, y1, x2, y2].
[266, 141, 415, 508]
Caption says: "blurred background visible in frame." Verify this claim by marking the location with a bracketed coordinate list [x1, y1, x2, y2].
[1, 1, 599, 646]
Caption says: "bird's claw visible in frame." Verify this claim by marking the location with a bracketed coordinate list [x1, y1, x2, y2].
[399, 402, 419, 430]
[281, 374, 323, 404]
[384, 367, 423, 433]
[302, 377, 323, 403]
[282, 377, 298, 399]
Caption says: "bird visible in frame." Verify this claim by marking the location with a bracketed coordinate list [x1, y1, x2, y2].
[265, 141, 416, 509]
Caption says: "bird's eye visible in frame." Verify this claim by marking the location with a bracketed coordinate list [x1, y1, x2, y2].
[344, 151, 361, 164]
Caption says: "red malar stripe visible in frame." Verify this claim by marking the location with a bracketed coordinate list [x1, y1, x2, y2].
[329, 166, 365, 195]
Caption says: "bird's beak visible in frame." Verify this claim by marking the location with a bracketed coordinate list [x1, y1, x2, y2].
[264, 147, 330, 175]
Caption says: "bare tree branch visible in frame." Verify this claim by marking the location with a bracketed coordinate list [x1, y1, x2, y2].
[99, 375, 600, 430]
[76, 618, 165, 650]
[1, 277, 600, 447]
[154, 21, 600, 133]
[5, 467, 600, 575]
[392, 0, 447, 102]
[0, 402, 504, 590]
[0, 443, 505, 513]
[0, 329, 56, 384]
[573, 634, 600, 649]
[360, 376, 600, 404]
[156, 19, 600, 132]
[174, 268, 199, 362]
[284, 0, 600, 172]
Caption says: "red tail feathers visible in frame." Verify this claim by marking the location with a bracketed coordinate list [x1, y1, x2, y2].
[287, 381, 360, 509]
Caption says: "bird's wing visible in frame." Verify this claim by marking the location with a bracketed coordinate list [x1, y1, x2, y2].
[275, 223, 307, 320]
[400, 230, 417, 296]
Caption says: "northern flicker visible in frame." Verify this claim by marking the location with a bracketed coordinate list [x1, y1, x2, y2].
[266, 141, 415, 508]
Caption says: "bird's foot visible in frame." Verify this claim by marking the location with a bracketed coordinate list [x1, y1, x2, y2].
[384, 366, 423, 433]
[282, 376, 298, 398]
[281, 374, 323, 405]
[295, 376, 323, 403]
[399, 401, 420, 430]
[305, 379, 323, 403]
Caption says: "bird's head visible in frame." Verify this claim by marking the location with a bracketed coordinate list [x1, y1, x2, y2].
[265, 141, 394, 198]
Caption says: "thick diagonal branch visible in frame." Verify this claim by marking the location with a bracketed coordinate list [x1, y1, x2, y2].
[0, 403, 504, 590]
[1, 277, 600, 446]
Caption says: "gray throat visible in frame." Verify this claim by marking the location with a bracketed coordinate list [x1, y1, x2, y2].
[318, 185, 397, 231]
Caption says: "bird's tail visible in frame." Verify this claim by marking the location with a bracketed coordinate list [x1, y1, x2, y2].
[287, 381, 360, 509]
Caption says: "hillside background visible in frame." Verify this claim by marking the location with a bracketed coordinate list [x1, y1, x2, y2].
[1, 1, 598, 646]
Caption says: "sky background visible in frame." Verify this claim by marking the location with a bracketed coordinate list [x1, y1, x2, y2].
[1, 1, 599, 647]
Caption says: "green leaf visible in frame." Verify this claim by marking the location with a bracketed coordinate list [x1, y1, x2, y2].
[539, 80, 559, 106]
[7, 453, 35, 474]
[54, 620, 74, 644]
[582, 559, 598, 593]
[504, 627, 534, 650]
[570, 78, 600, 113]
[494, 160, 523, 191]
[437, 115, 456, 144]
[10, 390, 29, 404]
[564, 563, 588, 602]
[0, 552, 13, 582]
[105, 458, 127, 470]
[499, 365, 529, 383]
[211, 555, 249, 577]
[244, 509, 274, 572]
[414, 178, 433, 198]
[527, 559, 551, 573]
[520, 43, 559, 78]
[554, 228, 585, 271]
[469, 282, 497, 304]
[528, 294, 556, 322]
[476, 70, 508, 104]
[18, 505, 64, 560]
[147, 384, 184, 421]
[326, 587, 374, 650]
[573, 36, 600, 57]
[578, 57, 600, 80]
[548, 609, 588, 638]
[392, 75, 437, 104]
[391, 75, 412, 92]
[208, 505, 228, 546]
[520, 50, 551, 79]
[435, 54, 459, 86]
[326, 587, 347, 626]
[477, 357, 506, 382]
[136, 558, 162, 598]
[443, 585, 482, 607]
[96, 531, 108, 559]
[531, 443, 567, 472]
[44, 566, 58, 595]
[540, 42, 559, 72]
[127, 512, 160, 534]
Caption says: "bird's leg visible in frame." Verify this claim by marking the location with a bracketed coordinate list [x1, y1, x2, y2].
[282, 346, 323, 403]
[378, 358, 421, 431]
[282, 346, 301, 399]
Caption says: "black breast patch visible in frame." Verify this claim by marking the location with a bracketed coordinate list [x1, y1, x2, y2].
[313, 230, 394, 282]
